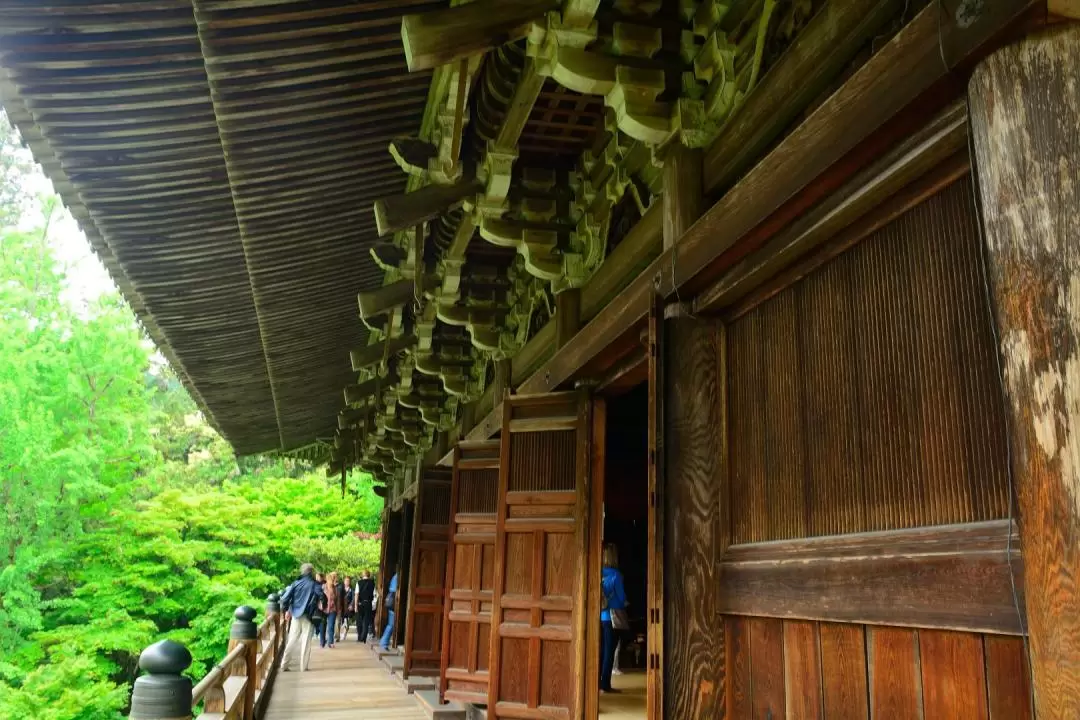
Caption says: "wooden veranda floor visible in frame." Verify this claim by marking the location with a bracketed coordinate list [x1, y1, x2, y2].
[263, 641, 427, 720]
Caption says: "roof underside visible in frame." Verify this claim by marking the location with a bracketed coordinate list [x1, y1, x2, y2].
[0, 0, 440, 454]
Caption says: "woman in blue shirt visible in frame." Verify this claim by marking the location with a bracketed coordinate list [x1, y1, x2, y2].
[600, 544, 627, 694]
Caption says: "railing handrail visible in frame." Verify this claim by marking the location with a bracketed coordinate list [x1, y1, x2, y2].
[190, 642, 247, 706]
[129, 594, 288, 720]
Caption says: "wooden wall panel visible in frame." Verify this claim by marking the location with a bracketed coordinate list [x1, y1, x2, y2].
[727, 179, 1010, 543]
[723, 616, 1032, 720]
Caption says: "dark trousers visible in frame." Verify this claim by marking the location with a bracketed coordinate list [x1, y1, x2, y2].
[320, 611, 337, 647]
[600, 619, 616, 691]
[357, 604, 373, 642]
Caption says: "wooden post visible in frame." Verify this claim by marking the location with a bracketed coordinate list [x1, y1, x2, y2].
[969, 25, 1080, 720]
[555, 289, 582, 349]
[492, 358, 512, 400]
[661, 145, 703, 251]
[129, 640, 194, 720]
[663, 306, 725, 719]
[262, 594, 280, 690]
[230, 606, 258, 720]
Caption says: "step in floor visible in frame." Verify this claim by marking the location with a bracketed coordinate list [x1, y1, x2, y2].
[414, 690, 466, 720]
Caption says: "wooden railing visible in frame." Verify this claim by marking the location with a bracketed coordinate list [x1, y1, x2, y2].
[128, 594, 290, 720]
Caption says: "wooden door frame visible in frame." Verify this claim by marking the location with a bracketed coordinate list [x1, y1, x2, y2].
[584, 397, 607, 720]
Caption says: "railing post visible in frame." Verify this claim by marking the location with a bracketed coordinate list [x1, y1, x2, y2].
[263, 593, 280, 689]
[230, 606, 258, 720]
[129, 640, 193, 720]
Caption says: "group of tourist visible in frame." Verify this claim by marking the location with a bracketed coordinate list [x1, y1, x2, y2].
[277, 563, 380, 672]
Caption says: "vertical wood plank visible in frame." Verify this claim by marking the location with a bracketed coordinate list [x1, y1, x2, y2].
[918, 630, 988, 720]
[784, 621, 823, 720]
[555, 289, 581, 349]
[970, 25, 1080, 719]
[661, 145, 703, 250]
[726, 616, 752, 720]
[984, 635, 1033, 720]
[750, 617, 786, 719]
[663, 312, 724, 719]
[869, 627, 921, 719]
[820, 623, 869, 720]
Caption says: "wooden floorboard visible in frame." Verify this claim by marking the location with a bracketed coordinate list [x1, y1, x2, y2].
[600, 670, 646, 719]
[263, 641, 427, 720]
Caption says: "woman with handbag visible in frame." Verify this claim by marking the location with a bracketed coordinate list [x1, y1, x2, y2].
[599, 544, 628, 694]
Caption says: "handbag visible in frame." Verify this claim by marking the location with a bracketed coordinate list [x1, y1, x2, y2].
[610, 608, 630, 630]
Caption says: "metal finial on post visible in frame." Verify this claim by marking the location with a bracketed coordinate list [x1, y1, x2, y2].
[129, 639, 193, 720]
[230, 605, 258, 640]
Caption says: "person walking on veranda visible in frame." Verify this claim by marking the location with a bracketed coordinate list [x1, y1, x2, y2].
[321, 571, 341, 648]
[600, 544, 628, 694]
[279, 563, 325, 672]
[355, 569, 375, 643]
[338, 575, 354, 642]
[378, 566, 399, 650]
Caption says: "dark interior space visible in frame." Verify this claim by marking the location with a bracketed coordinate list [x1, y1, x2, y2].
[603, 383, 649, 672]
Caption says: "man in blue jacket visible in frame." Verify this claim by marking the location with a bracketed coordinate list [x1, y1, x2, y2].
[279, 563, 325, 672]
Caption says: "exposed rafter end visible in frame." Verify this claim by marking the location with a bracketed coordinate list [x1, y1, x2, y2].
[373, 177, 483, 237]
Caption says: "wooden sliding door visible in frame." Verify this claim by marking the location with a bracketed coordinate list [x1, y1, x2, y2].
[440, 440, 500, 704]
[646, 294, 665, 719]
[404, 469, 451, 678]
[488, 391, 596, 720]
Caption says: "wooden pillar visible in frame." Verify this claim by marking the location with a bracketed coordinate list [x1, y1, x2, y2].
[969, 24, 1080, 720]
[229, 606, 258, 720]
[661, 145, 703, 250]
[555, 288, 581, 349]
[663, 307, 725, 719]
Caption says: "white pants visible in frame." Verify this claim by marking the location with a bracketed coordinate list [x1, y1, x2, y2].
[281, 614, 314, 671]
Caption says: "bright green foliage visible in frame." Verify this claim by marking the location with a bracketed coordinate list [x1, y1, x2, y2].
[290, 536, 382, 579]
[0, 112, 386, 718]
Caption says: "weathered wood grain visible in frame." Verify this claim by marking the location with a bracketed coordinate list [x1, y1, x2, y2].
[719, 520, 1025, 634]
[969, 24, 1080, 720]
[869, 627, 920, 718]
[725, 616, 751, 719]
[749, 618, 785, 719]
[663, 315, 724, 718]
[783, 621, 823, 720]
[984, 635, 1034, 720]
[819, 623, 868, 720]
[918, 630, 988, 720]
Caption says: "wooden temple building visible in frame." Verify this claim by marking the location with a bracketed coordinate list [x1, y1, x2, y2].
[2, 0, 1078, 717]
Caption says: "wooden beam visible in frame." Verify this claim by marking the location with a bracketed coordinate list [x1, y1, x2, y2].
[704, 0, 905, 194]
[494, 59, 546, 149]
[358, 280, 415, 320]
[373, 177, 483, 237]
[1050, 0, 1080, 18]
[401, 0, 558, 71]
[969, 24, 1080, 718]
[694, 100, 969, 314]
[718, 520, 1025, 635]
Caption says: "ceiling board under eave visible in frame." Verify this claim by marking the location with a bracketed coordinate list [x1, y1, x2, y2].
[0, 3, 280, 455]
[190, 0, 442, 450]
